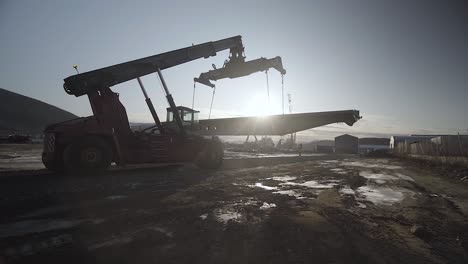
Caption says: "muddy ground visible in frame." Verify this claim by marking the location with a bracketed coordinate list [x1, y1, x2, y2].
[1, 145, 468, 263]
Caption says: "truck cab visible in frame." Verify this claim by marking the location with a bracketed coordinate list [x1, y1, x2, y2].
[166, 106, 199, 127]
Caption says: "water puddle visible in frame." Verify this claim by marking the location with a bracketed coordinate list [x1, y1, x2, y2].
[199, 213, 208, 220]
[330, 168, 347, 174]
[89, 237, 133, 250]
[246, 171, 340, 201]
[224, 151, 322, 159]
[259, 202, 276, 210]
[88, 225, 173, 250]
[149, 226, 173, 238]
[92, 218, 106, 225]
[106, 195, 128, 200]
[273, 190, 306, 199]
[20, 206, 70, 218]
[280, 180, 337, 189]
[359, 171, 415, 184]
[270, 176, 297, 181]
[395, 172, 415, 182]
[0, 219, 86, 238]
[340, 186, 356, 195]
[128, 183, 141, 189]
[215, 210, 242, 224]
[249, 182, 278, 190]
[4, 234, 73, 258]
[341, 161, 402, 170]
[357, 202, 367, 208]
[356, 186, 412, 205]
[359, 171, 398, 183]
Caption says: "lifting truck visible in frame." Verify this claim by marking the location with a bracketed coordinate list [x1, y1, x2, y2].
[42, 36, 286, 173]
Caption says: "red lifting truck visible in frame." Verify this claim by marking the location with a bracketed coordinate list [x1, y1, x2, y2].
[42, 36, 286, 173]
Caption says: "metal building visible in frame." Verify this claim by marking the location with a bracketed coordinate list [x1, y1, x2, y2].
[389, 136, 436, 149]
[335, 134, 358, 154]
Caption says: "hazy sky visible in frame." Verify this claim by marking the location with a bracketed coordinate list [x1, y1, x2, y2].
[1, 0, 467, 138]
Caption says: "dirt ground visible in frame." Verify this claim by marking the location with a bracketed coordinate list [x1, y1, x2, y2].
[1, 145, 468, 263]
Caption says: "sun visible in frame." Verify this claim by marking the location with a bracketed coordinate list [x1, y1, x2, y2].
[244, 93, 274, 117]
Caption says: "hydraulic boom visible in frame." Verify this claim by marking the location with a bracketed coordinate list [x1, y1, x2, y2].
[194, 56, 286, 88]
[63, 36, 245, 96]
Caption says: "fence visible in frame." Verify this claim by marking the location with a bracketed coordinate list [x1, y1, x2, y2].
[395, 136, 467, 157]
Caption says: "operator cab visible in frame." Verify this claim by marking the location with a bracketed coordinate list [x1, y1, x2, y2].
[166, 106, 199, 127]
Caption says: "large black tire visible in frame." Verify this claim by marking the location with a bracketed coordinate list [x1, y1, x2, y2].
[63, 136, 112, 174]
[195, 141, 224, 169]
[42, 152, 64, 172]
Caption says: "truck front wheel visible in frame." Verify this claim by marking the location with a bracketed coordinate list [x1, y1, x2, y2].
[64, 136, 112, 174]
[42, 152, 64, 172]
[195, 141, 223, 169]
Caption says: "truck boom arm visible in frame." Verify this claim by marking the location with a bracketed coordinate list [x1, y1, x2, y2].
[63, 36, 244, 97]
[194, 56, 286, 88]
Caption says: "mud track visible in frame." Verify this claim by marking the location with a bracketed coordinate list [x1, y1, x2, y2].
[1, 155, 468, 263]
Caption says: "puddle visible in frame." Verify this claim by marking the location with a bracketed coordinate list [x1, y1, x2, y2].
[4, 234, 73, 257]
[356, 186, 411, 205]
[106, 195, 127, 200]
[249, 183, 278, 190]
[280, 180, 337, 189]
[0, 219, 86, 238]
[330, 168, 347, 174]
[340, 186, 356, 195]
[259, 202, 276, 210]
[246, 172, 340, 200]
[88, 225, 173, 250]
[270, 176, 297, 181]
[359, 171, 415, 183]
[357, 202, 367, 208]
[215, 210, 242, 224]
[92, 218, 106, 225]
[89, 237, 133, 250]
[199, 213, 208, 220]
[395, 173, 414, 182]
[242, 199, 259, 206]
[149, 226, 173, 238]
[359, 171, 398, 183]
[20, 206, 70, 218]
[273, 190, 306, 199]
[129, 183, 141, 189]
[341, 161, 402, 170]
[223, 151, 323, 159]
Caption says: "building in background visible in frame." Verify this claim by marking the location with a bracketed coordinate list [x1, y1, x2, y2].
[316, 145, 334, 153]
[358, 138, 390, 154]
[302, 140, 334, 153]
[389, 136, 437, 149]
[335, 134, 358, 154]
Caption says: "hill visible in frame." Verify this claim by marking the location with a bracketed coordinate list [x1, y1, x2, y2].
[0, 88, 78, 135]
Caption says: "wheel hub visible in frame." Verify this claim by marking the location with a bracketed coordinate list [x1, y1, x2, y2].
[81, 147, 100, 163]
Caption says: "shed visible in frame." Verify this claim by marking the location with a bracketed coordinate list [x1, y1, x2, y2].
[335, 134, 358, 154]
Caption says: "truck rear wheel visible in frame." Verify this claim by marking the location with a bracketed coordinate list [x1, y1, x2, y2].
[64, 136, 112, 174]
[195, 141, 223, 169]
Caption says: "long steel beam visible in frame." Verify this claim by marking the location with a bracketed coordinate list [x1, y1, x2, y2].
[175, 110, 361, 136]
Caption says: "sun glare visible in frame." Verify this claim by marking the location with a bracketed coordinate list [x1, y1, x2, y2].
[244, 93, 275, 117]
[243, 93, 281, 116]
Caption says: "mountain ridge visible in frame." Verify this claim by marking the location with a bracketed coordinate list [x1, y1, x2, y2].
[0, 88, 78, 134]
